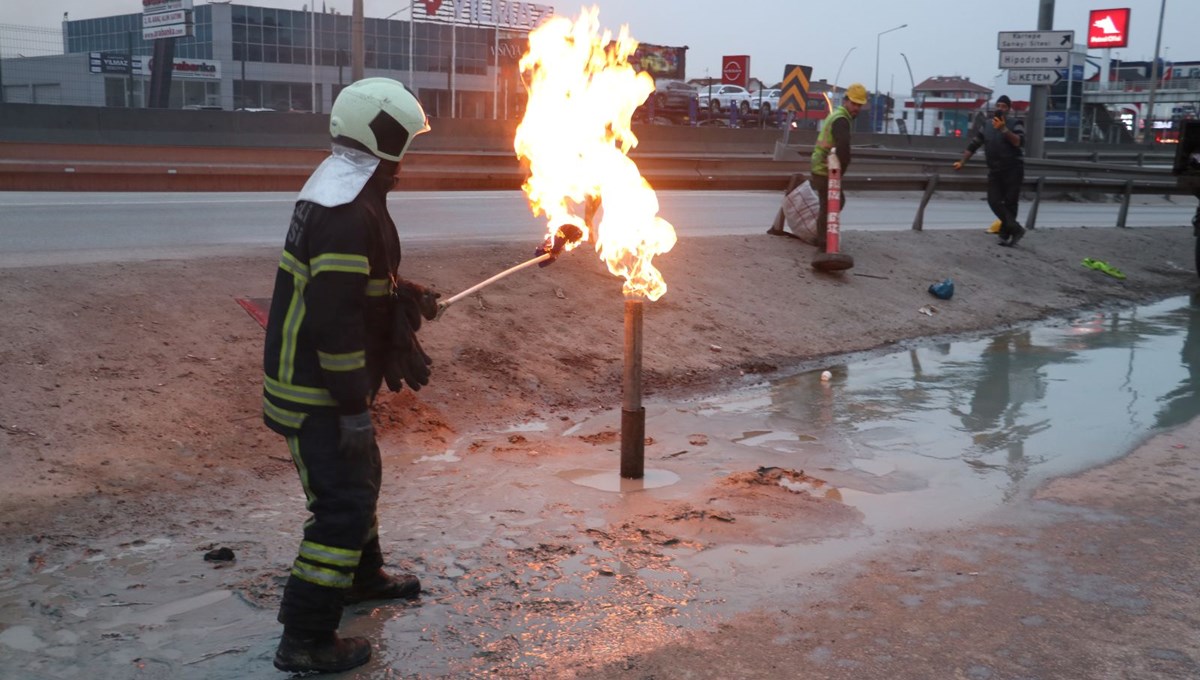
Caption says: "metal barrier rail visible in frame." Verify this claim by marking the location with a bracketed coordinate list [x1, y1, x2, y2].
[0, 142, 1190, 215]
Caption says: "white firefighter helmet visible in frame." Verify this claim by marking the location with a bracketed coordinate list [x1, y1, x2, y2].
[329, 77, 430, 162]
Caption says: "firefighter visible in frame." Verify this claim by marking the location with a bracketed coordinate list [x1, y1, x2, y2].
[262, 77, 437, 674]
[810, 82, 868, 249]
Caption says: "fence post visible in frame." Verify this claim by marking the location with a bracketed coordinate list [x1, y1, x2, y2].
[912, 174, 939, 231]
[1116, 179, 1134, 228]
[1026, 176, 1046, 230]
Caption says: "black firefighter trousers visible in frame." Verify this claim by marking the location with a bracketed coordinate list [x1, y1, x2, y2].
[987, 165, 1025, 238]
[277, 413, 385, 632]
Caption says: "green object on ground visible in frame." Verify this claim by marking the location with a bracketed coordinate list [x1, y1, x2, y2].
[1081, 258, 1126, 280]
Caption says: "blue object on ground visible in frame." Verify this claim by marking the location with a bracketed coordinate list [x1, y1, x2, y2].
[928, 278, 954, 300]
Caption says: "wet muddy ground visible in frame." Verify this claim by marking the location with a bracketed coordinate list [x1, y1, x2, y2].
[3, 227, 1199, 678]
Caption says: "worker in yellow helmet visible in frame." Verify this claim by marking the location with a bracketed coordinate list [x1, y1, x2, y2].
[809, 82, 868, 249]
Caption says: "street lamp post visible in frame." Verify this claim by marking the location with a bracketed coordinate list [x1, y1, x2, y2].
[834, 46, 857, 89]
[1141, 0, 1167, 144]
[900, 52, 916, 136]
[873, 23, 906, 133]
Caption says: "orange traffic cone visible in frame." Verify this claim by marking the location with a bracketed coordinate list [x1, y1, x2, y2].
[812, 151, 854, 272]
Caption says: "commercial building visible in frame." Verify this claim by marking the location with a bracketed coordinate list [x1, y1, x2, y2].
[0, 1, 555, 117]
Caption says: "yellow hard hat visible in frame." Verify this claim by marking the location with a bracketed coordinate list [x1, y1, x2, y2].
[845, 83, 868, 105]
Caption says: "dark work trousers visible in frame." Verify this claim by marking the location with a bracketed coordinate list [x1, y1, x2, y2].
[987, 165, 1024, 238]
[277, 413, 384, 632]
[810, 173, 846, 249]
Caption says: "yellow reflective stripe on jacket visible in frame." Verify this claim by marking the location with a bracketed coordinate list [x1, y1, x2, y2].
[299, 540, 362, 568]
[278, 283, 306, 384]
[291, 560, 354, 588]
[310, 253, 369, 277]
[263, 374, 338, 406]
[279, 250, 311, 283]
[317, 349, 366, 372]
[264, 396, 307, 430]
[366, 278, 391, 297]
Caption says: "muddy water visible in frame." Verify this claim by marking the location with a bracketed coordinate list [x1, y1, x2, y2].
[691, 293, 1200, 517]
[4, 296, 1198, 679]
[653, 294, 1200, 597]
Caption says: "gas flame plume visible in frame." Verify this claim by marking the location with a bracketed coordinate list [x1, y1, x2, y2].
[514, 6, 677, 301]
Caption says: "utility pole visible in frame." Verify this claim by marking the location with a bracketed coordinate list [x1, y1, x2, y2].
[1141, 0, 1167, 144]
[351, 0, 364, 82]
[1026, 0, 1055, 160]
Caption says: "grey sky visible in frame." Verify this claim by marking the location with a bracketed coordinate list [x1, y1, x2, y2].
[1, 0, 1195, 100]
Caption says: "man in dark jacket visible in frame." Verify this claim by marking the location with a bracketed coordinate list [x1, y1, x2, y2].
[262, 77, 437, 674]
[954, 94, 1027, 246]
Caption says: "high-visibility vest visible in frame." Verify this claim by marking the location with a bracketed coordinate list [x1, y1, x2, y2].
[810, 105, 853, 177]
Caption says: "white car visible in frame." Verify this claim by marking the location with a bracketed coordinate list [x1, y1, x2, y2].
[697, 84, 753, 115]
[750, 88, 782, 114]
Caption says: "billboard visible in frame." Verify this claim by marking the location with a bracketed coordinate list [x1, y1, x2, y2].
[88, 53, 220, 80]
[721, 55, 749, 88]
[632, 43, 687, 81]
[1087, 8, 1131, 48]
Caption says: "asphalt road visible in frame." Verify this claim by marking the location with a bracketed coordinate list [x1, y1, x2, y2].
[1, 189, 1196, 267]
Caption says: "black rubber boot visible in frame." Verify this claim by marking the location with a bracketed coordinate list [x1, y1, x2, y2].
[273, 627, 371, 674]
[1001, 223, 1026, 248]
[345, 569, 421, 604]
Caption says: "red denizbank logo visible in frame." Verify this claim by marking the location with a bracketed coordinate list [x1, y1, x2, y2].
[174, 60, 216, 74]
[1087, 8, 1131, 49]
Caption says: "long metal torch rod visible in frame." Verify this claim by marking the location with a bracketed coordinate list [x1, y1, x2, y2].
[620, 296, 645, 479]
[437, 252, 552, 315]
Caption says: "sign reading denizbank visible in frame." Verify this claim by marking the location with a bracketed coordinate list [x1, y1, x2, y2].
[421, 0, 554, 30]
[1086, 8, 1131, 49]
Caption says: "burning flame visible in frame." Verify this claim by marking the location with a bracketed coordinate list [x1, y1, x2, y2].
[514, 6, 677, 301]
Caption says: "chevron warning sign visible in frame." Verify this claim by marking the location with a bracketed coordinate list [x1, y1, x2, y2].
[779, 64, 813, 113]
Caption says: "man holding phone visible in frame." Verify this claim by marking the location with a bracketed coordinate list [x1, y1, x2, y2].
[953, 95, 1026, 247]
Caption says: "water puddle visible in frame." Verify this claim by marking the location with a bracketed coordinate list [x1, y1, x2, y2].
[649, 294, 1200, 536]
[559, 468, 681, 491]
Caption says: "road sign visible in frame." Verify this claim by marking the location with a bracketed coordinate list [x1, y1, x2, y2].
[998, 50, 1069, 69]
[778, 64, 812, 113]
[1008, 69, 1063, 86]
[997, 30, 1074, 51]
[721, 55, 748, 88]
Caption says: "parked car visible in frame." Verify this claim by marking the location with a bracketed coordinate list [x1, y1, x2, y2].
[651, 79, 698, 111]
[697, 84, 753, 115]
[750, 88, 782, 114]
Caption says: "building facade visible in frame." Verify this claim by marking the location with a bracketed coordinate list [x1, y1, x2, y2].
[0, 1, 555, 118]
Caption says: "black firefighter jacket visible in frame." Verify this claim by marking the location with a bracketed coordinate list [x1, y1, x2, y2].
[262, 180, 400, 435]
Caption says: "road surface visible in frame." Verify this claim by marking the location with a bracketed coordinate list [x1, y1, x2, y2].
[1, 189, 1195, 267]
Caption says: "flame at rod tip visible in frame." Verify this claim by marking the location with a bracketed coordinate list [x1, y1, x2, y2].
[514, 5, 677, 301]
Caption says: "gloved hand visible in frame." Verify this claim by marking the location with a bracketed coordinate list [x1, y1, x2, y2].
[393, 280, 441, 332]
[992, 116, 1007, 131]
[382, 306, 433, 392]
[338, 411, 375, 458]
[952, 160, 964, 171]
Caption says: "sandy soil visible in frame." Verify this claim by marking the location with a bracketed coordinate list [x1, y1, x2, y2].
[1, 224, 1198, 678]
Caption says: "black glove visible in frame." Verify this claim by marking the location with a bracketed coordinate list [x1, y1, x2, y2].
[338, 411, 375, 458]
[382, 303, 433, 392]
[393, 280, 440, 332]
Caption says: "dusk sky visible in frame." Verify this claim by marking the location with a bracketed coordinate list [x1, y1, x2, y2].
[1, 0, 1195, 99]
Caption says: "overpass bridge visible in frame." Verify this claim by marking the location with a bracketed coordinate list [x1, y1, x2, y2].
[1082, 78, 1200, 107]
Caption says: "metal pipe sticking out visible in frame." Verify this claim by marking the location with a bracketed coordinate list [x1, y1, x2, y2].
[620, 296, 645, 479]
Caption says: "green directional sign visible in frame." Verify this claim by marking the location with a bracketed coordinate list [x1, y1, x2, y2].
[779, 64, 812, 113]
